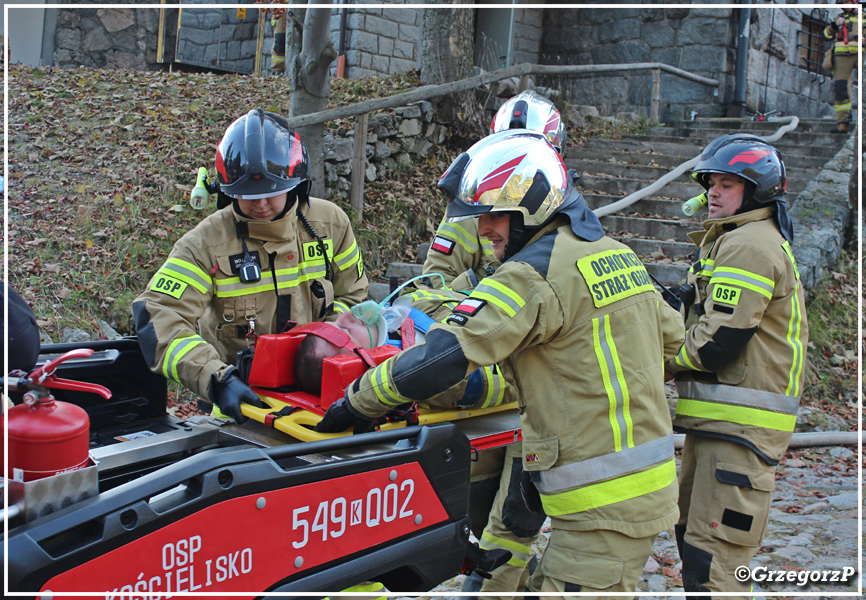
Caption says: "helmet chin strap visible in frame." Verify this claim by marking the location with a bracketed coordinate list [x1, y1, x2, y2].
[503, 213, 541, 260]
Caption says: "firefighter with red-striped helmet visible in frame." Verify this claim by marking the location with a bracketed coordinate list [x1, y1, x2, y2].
[134, 109, 368, 423]
[668, 134, 808, 594]
[319, 130, 685, 596]
[423, 90, 572, 292]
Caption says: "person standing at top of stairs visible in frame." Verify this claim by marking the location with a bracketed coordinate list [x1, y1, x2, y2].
[824, 0, 860, 134]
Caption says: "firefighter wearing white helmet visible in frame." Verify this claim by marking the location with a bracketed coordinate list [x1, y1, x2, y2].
[667, 134, 808, 597]
[422, 91, 570, 293]
[318, 130, 685, 597]
[134, 109, 368, 423]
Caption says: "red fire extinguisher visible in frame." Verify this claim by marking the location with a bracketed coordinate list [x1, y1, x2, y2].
[3, 349, 111, 482]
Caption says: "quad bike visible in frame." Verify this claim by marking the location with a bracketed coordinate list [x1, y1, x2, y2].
[2, 337, 517, 598]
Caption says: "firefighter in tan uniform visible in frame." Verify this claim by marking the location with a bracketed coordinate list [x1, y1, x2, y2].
[317, 131, 685, 597]
[666, 134, 808, 597]
[422, 92, 569, 598]
[134, 109, 368, 423]
[823, 0, 860, 133]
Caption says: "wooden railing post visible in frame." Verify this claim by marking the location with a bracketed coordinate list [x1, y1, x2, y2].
[350, 112, 369, 222]
[651, 68, 661, 124]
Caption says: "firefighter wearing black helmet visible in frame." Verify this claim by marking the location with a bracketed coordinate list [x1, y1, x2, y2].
[666, 134, 808, 596]
[317, 130, 685, 597]
[134, 109, 368, 423]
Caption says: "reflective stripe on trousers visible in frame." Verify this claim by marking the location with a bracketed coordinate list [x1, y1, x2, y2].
[675, 380, 799, 432]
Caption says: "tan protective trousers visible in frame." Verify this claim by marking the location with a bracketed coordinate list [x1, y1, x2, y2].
[832, 53, 857, 125]
[473, 442, 545, 598]
[526, 525, 656, 599]
[676, 435, 776, 600]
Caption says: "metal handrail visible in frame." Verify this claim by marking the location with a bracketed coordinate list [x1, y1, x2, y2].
[285, 61, 720, 129]
[592, 116, 800, 218]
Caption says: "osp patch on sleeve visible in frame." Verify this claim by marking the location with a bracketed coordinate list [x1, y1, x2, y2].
[150, 275, 188, 299]
[446, 298, 486, 325]
[712, 284, 742, 306]
[431, 235, 455, 256]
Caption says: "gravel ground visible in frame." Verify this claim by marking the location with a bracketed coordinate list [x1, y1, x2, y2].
[402, 444, 860, 599]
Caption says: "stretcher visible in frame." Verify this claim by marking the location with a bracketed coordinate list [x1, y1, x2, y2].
[240, 331, 522, 449]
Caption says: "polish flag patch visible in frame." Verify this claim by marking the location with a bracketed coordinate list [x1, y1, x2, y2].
[431, 236, 455, 255]
[453, 298, 486, 317]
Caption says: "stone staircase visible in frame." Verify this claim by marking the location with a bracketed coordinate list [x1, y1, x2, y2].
[371, 118, 851, 300]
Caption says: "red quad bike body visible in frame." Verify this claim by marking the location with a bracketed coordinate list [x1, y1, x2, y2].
[3, 338, 512, 598]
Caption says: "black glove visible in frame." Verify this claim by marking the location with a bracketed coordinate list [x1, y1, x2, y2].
[520, 469, 544, 514]
[315, 397, 377, 434]
[209, 368, 256, 424]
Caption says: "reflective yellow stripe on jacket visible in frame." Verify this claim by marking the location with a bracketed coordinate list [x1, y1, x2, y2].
[480, 364, 506, 408]
[437, 221, 481, 254]
[163, 335, 206, 382]
[470, 279, 525, 317]
[675, 381, 799, 432]
[710, 266, 775, 300]
[158, 258, 213, 294]
[542, 459, 677, 516]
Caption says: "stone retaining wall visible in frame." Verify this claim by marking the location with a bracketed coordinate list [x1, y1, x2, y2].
[321, 100, 448, 203]
[789, 134, 856, 291]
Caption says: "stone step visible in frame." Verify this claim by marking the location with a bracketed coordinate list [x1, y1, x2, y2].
[613, 236, 697, 263]
[578, 174, 702, 200]
[585, 193, 704, 219]
[570, 144, 824, 171]
[603, 214, 698, 243]
[386, 262, 424, 280]
[634, 127, 849, 149]
[566, 159, 689, 182]
[668, 118, 843, 134]
[644, 262, 689, 287]
[619, 133, 841, 159]
[578, 173, 810, 200]
[369, 282, 391, 303]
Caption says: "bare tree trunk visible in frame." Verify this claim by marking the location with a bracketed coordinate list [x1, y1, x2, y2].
[420, 1, 475, 121]
[289, 3, 336, 199]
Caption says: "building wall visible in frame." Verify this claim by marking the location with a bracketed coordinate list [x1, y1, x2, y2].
[48, 4, 838, 122]
[540, 5, 835, 122]
[331, 2, 420, 79]
[53, 5, 161, 70]
[175, 3, 262, 73]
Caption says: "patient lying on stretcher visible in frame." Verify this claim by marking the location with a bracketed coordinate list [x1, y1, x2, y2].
[291, 290, 516, 411]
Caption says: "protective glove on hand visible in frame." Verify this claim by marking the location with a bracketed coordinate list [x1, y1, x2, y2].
[520, 469, 544, 514]
[315, 396, 377, 434]
[209, 367, 256, 424]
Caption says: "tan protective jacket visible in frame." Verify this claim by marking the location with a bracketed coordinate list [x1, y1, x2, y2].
[666, 207, 808, 464]
[422, 216, 500, 290]
[396, 286, 517, 409]
[348, 216, 685, 536]
[134, 198, 368, 398]
[824, 10, 860, 55]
